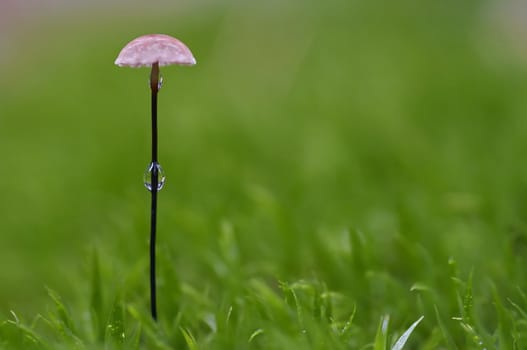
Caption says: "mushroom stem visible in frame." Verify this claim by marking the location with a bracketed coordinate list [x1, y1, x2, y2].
[150, 62, 159, 162]
[149, 62, 160, 321]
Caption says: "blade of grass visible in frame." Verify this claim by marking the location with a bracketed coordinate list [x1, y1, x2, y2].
[1, 318, 51, 350]
[127, 305, 171, 350]
[105, 295, 125, 346]
[491, 282, 512, 349]
[374, 315, 389, 350]
[90, 248, 104, 342]
[391, 315, 423, 350]
[434, 305, 458, 350]
[180, 327, 199, 350]
[46, 287, 75, 333]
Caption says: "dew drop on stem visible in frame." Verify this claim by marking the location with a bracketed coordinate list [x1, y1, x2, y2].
[144, 162, 166, 192]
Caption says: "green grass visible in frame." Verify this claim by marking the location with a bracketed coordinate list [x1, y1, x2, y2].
[2, 0, 527, 348]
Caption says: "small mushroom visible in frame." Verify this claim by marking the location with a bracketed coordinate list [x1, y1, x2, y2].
[115, 33, 196, 94]
[115, 33, 195, 321]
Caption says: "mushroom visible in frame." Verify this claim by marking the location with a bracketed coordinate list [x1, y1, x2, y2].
[115, 33, 196, 321]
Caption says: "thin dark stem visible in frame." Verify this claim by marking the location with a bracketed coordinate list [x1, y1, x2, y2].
[149, 62, 160, 321]
[150, 170, 158, 321]
[151, 64, 159, 163]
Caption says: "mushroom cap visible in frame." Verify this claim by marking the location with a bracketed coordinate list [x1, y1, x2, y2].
[115, 34, 196, 68]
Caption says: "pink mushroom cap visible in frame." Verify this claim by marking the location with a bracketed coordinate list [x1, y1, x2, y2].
[115, 34, 196, 68]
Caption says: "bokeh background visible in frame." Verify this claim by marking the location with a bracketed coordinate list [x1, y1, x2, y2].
[1, 0, 527, 319]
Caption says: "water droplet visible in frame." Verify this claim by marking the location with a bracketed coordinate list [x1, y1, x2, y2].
[144, 162, 166, 192]
[146, 76, 164, 90]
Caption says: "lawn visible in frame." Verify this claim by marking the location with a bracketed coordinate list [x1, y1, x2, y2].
[2, 0, 527, 348]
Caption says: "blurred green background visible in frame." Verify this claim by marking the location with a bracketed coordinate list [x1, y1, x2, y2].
[1, 0, 527, 319]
